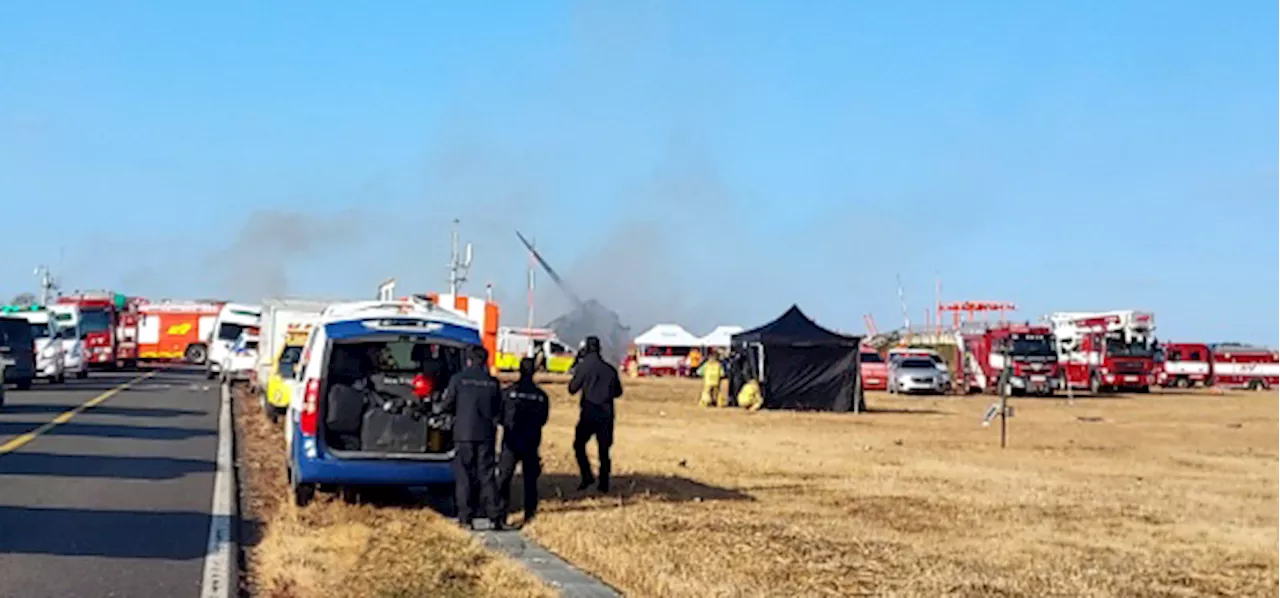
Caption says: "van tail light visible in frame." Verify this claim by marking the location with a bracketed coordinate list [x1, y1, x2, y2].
[300, 378, 320, 437]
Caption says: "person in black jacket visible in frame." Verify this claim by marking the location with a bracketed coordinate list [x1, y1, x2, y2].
[567, 336, 623, 493]
[496, 357, 550, 525]
[438, 345, 505, 530]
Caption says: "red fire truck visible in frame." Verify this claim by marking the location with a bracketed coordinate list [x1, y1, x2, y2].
[962, 323, 1060, 396]
[1155, 342, 1212, 388]
[55, 291, 140, 369]
[1048, 310, 1157, 393]
[1209, 343, 1278, 390]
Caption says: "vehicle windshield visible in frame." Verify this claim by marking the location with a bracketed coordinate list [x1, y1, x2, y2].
[899, 358, 935, 369]
[1106, 335, 1155, 358]
[79, 309, 112, 333]
[243, 340, 259, 351]
[1010, 334, 1056, 357]
[29, 323, 51, 339]
[59, 326, 79, 340]
[0, 319, 32, 347]
[860, 352, 883, 363]
[218, 323, 248, 341]
[278, 345, 304, 377]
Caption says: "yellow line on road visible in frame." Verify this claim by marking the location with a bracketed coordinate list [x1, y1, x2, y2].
[0, 371, 157, 455]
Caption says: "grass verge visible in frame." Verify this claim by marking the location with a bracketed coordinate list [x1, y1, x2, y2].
[233, 388, 554, 598]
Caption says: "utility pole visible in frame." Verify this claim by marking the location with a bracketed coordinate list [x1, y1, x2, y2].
[447, 219, 473, 297]
[34, 265, 59, 306]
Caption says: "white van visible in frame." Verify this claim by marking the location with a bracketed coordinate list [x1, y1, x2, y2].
[207, 303, 262, 380]
[12, 310, 66, 384]
[49, 304, 89, 379]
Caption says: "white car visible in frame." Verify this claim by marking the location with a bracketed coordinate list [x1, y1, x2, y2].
[10, 311, 66, 384]
[208, 303, 262, 380]
[220, 332, 260, 384]
[58, 326, 90, 379]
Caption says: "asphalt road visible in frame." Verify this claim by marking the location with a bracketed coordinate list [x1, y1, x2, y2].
[0, 367, 220, 598]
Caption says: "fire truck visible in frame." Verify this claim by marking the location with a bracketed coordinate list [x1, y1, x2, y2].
[1048, 310, 1157, 393]
[1209, 343, 1279, 390]
[55, 291, 140, 369]
[136, 301, 224, 364]
[1155, 342, 1212, 388]
[962, 323, 1061, 396]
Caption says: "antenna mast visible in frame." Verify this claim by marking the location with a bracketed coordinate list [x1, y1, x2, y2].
[34, 265, 60, 305]
[447, 219, 473, 296]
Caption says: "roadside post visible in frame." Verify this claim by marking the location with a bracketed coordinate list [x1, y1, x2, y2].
[981, 344, 1014, 448]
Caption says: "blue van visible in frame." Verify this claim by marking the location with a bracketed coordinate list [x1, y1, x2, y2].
[284, 300, 481, 506]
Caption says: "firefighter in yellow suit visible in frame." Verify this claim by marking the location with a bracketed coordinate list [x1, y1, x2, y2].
[697, 353, 726, 407]
[737, 377, 763, 411]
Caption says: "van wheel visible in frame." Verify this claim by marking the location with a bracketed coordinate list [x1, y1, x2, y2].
[290, 468, 314, 507]
[16, 378, 31, 391]
[76, 370, 88, 379]
[55, 372, 66, 384]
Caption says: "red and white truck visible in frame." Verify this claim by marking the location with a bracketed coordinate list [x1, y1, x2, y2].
[962, 323, 1061, 396]
[136, 301, 224, 364]
[1155, 342, 1212, 388]
[1048, 310, 1157, 393]
[54, 291, 140, 369]
[1209, 343, 1278, 390]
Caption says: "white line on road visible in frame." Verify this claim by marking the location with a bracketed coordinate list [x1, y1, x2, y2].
[200, 383, 235, 598]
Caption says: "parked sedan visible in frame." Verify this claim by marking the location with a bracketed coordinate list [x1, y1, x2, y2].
[889, 357, 948, 395]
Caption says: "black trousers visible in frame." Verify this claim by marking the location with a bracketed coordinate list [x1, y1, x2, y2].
[453, 441, 500, 523]
[496, 443, 541, 520]
[573, 416, 614, 489]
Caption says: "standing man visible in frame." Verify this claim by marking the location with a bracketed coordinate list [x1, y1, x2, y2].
[439, 345, 505, 530]
[697, 352, 725, 407]
[568, 336, 623, 493]
[496, 357, 550, 526]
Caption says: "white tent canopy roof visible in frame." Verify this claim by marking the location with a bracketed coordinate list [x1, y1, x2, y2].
[700, 325, 744, 348]
[633, 324, 701, 348]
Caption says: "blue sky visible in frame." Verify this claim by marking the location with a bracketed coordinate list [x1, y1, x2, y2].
[1, 1, 1275, 344]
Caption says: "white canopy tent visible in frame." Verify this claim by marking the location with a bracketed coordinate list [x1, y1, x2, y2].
[699, 325, 744, 349]
[633, 324, 702, 348]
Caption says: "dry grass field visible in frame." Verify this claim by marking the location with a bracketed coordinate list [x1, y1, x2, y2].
[525, 378, 1278, 598]
[233, 393, 555, 598]
[236, 377, 1278, 598]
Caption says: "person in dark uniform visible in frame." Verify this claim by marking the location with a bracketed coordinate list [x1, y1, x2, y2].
[496, 357, 550, 525]
[438, 345, 505, 530]
[567, 336, 623, 493]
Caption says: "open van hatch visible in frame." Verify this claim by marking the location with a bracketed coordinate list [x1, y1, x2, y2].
[321, 338, 464, 461]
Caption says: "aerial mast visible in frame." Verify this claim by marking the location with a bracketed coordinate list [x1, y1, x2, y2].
[34, 265, 60, 306]
[447, 219, 473, 297]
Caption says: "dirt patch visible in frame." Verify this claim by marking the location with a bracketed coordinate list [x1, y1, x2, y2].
[232, 387, 553, 598]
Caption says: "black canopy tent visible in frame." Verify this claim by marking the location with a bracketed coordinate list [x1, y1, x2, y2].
[729, 305, 866, 412]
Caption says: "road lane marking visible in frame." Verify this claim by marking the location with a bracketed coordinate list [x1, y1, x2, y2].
[0, 372, 157, 455]
[199, 383, 234, 598]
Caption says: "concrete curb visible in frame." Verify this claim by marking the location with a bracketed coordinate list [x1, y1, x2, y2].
[474, 529, 623, 597]
[199, 382, 239, 598]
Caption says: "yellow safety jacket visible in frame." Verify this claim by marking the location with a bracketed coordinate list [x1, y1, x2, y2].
[738, 379, 763, 411]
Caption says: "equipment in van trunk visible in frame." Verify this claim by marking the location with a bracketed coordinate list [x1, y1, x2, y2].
[288, 299, 483, 506]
